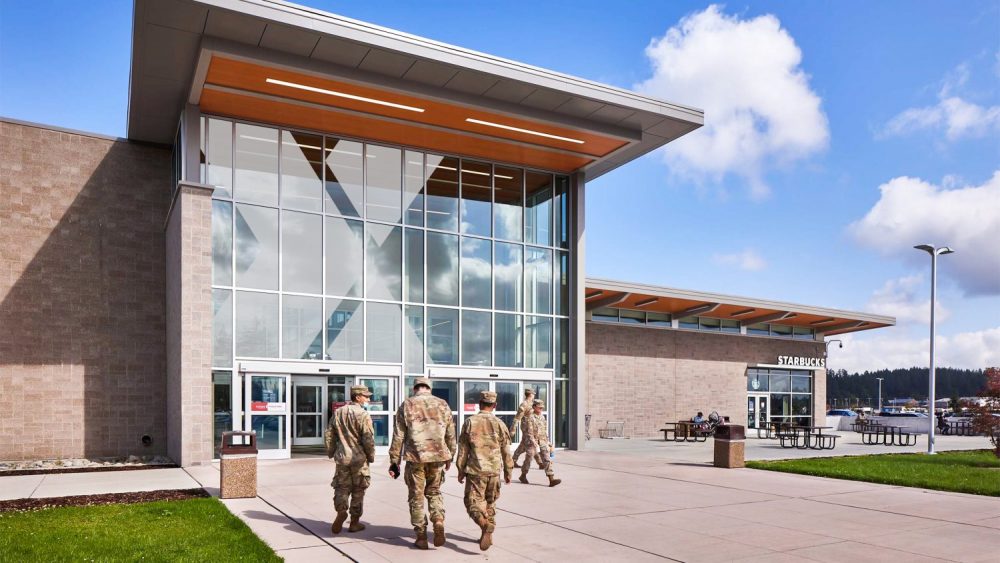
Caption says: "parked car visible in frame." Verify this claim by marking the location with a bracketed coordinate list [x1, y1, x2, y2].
[880, 411, 927, 417]
[826, 409, 857, 416]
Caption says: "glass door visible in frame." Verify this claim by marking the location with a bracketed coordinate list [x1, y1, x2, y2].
[747, 394, 768, 430]
[292, 377, 326, 446]
[459, 380, 549, 445]
[246, 373, 291, 459]
[356, 377, 394, 455]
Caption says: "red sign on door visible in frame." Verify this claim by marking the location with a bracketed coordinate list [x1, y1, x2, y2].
[251, 401, 269, 412]
[464, 404, 477, 412]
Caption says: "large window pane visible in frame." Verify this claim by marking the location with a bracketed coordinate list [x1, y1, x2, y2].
[325, 217, 363, 297]
[282, 295, 322, 359]
[525, 171, 552, 246]
[494, 313, 522, 367]
[366, 223, 402, 301]
[772, 324, 793, 338]
[280, 131, 323, 211]
[525, 247, 552, 314]
[495, 242, 522, 312]
[792, 394, 811, 416]
[555, 317, 569, 379]
[235, 291, 278, 358]
[555, 251, 568, 315]
[251, 415, 285, 450]
[526, 316, 552, 368]
[426, 155, 459, 231]
[494, 166, 523, 241]
[770, 371, 791, 392]
[592, 307, 618, 322]
[554, 379, 568, 448]
[460, 160, 491, 236]
[325, 298, 363, 361]
[325, 138, 363, 217]
[427, 307, 458, 365]
[282, 211, 321, 294]
[405, 305, 424, 374]
[404, 150, 424, 226]
[235, 204, 278, 290]
[213, 289, 233, 367]
[461, 310, 491, 366]
[366, 144, 401, 223]
[748, 323, 769, 336]
[206, 118, 232, 198]
[792, 375, 812, 394]
[367, 302, 401, 362]
[212, 200, 233, 286]
[620, 309, 644, 324]
[234, 123, 278, 206]
[405, 229, 424, 302]
[213, 371, 232, 457]
[554, 175, 569, 249]
[427, 232, 458, 306]
[461, 237, 491, 309]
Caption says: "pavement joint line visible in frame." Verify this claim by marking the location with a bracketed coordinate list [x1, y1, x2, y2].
[27, 474, 46, 499]
[797, 496, 1000, 532]
[255, 493, 359, 562]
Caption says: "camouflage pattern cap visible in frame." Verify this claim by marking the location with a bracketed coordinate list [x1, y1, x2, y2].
[524, 388, 535, 396]
[351, 385, 372, 397]
[413, 376, 432, 389]
[480, 390, 497, 404]
[532, 399, 544, 407]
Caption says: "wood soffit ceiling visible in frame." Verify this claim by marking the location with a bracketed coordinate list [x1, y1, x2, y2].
[199, 56, 630, 173]
[585, 289, 892, 335]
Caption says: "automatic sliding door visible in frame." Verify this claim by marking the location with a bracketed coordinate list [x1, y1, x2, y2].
[246, 373, 291, 459]
[357, 377, 394, 454]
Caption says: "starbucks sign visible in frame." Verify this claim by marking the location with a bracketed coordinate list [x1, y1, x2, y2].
[776, 355, 826, 368]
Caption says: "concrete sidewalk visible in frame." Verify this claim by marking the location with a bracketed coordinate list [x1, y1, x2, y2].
[0, 468, 199, 501]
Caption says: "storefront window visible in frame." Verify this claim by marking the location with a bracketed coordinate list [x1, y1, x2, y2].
[525, 247, 552, 314]
[747, 323, 769, 336]
[365, 144, 402, 223]
[495, 313, 523, 367]
[494, 166, 523, 241]
[461, 310, 491, 366]
[405, 229, 424, 302]
[592, 307, 618, 323]
[235, 291, 278, 358]
[280, 130, 323, 212]
[206, 118, 233, 198]
[405, 306, 424, 373]
[324, 138, 363, 217]
[526, 316, 552, 369]
[325, 217, 363, 297]
[620, 309, 644, 324]
[427, 232, 458, 306]
[325, 298, 363, 361]
[282, 295, 322, 360]
[460, 160, 492, 237]
[235, 123, 278, 206]
[212, 289, 233, 367]
[213, 371, 232, 458]
[525, 171, 552, 246]
[365, 223, 402, 301]
[366, 302, 401, 362]
[403, 150, 424, 226]
[426, 155, 459, 231]
[235, 204, 278, 290]
[427, 307, 458, 364]
[461, 237, 491, 309]
[212, 201, 233, 286]
[495, 242, 522, 312]
[282, 210, 321, 294]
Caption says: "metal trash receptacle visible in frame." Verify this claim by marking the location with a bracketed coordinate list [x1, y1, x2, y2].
[713, 424, 745, 469]
[220, 431, 257, 499]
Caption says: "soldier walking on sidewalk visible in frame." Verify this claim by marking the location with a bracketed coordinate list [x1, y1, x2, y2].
[325, 385, 376, 534]
[518, 400, 561, 487]
[456, 390, 513, 551]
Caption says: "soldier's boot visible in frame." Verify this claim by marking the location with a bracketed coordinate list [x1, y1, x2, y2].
[348, 517, 366, 532]
[476, 517, 492, 551]
[414, 531, 429, 550]
[548, 475, 562, 487]
[512, 458, 520, 468]
[518, 473, 529, 484]
[331, 511, 348, 534]
[432, 520, 446, 547]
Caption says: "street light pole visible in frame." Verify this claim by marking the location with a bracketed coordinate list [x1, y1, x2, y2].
[876, 378, 883, 414]
[914, 244, 955, 455]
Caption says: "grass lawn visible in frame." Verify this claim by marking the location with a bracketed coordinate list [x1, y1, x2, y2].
[0, 497, 281, 562]
[747, 449, 1000, 496]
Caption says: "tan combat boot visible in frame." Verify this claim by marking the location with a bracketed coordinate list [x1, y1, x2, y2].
[348, 517, 366, 532]
[331, 511, 348, 534]
[548, 475, 562, 487]
[477, 517, 492, 551]
[432, 520, 446, 547]
[518, 473, 529, 484]
[414, 531, 429, 550]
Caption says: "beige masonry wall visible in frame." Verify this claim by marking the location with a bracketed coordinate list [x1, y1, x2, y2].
[586, 322, 826, 438]
[0, 120, 170, 461]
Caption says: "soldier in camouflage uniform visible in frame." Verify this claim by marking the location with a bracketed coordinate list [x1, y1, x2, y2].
[518, 399, 561, 487]
[325, 385, 376, 534]
[509, 388, 535, 468]
[388, 377, 456, 550]
[457, 390, 513, 551]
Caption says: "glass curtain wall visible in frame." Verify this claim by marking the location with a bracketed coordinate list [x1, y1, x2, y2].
[746, 368, 813, 426]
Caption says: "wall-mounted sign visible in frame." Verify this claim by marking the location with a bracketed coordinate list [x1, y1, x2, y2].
[777, 356, 826, 368]
[464, 404, 477, 412]
[251, 401, 285, 412]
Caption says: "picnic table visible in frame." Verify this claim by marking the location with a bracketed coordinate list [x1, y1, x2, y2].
[943, 419, 974, 436]
[661, 421, 710, 443]
[776, 425, 839, 450]
[860, 424, 916, 446]
[757, 420, 792, 440]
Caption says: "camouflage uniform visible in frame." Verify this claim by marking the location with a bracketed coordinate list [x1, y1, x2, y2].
[457, 393, 513, 534]
[519, 405, 555, 479]
[509, 394, 534, 465]
[388, 380, 456, 534]
[326, 388, 375, 526]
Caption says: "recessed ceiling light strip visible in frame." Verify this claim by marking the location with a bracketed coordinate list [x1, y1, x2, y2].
[266, 77, 425, 113]
[465, 118, 585, 144]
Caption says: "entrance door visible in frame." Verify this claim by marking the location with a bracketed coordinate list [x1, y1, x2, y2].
[356, 377, 394, 455]
[292, 377, 326, 446]
[246, 373, 291, 459]
[748, 394, 768, 430]
[459, 380, 549, 445]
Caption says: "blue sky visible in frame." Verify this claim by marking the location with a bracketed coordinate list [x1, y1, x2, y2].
[2, 1, 998, 372]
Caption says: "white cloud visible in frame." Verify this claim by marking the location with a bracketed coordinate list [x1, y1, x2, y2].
[866, 274, 949, 325]
[849, 171, 1000, 296]
[827, 327, 1000, 373]
[711, 248, 766, 271]
[636, 5, 829, 200]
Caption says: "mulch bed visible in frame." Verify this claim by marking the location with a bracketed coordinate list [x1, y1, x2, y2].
[0, 488, 211, 513]
[1, 464, 178, 477]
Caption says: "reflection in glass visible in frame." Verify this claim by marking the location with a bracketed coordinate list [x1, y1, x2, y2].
[494, 166, 523, 241]
[326, 298, 363, 361]
[235, 291, 278, 357]
[555, 379, 568, 447]
[235, 204, 278, 290]
[429, 380, 458, 411]
[370, 414, 390, 446]
[461, 310, 491, 366]
[525, 382, 548, 405]
[235, 123, 279, 206]
[212, 201, 233, 286]
[699, 317, 721, 331]
[405, 229, 424, 302]
[325, 138, 363, 217]
[495, 381, 518, 412]
[747, 323, 769, 336]
[526, 316, 552, 368]
[525, 171, 552, 246]
[770, 372, 791, 393]
[296, 415, 321, 438]
[207, 118, 232, 198]
[495, 242, 522, 312]
[282, 295, 322, 359]
[326, 217, 363, 297]
[592, 307, 618, 322]
[554, 175, 569, 248]
[791, 375, 812, 393]
[770, 394, 791, 418]
[463, 381, 489, 410]
[251, 415, 285, 450]
[367, 302, 401, 362]
[405, 305, 424, 374]
[360, 378, 389, 411]
[555, 251, 568, 315]
[365, 223, 402, 301]
[427, 232, 458, 306]
[212, 371, 232, 457]
[427, 307, 458, 365]
[495, 313, 523, 367]
[746, 370, 769, 392]
[461, 237, 491, 309]
[460, 160, 491, 236]
[295, 386, 319, 412]
[282, 211, 321, 294]
[555, 317, 569, 379]
[404, 150, 424, 226]
[679, 316, 699, 329]
[772, 324, 793, 338]
[525, 247, 552, 314]
[620, 309, 644, 324]
[721, 319, 740, 333]
[646, 312, 671, 328]
[792, 394, 811, 416]
[426, 155, 459, 231]
[280, 130, 323, 211]
[213, 289, 233, 367]
[366, 144, 402, 223]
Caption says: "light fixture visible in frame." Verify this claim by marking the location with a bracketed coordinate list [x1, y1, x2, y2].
[810, 318, 837, 326]
[635, 297, 658, 307]
[266, 77, 425, 113]
[465, 118, 584, 144]
[731, 308, 756, 317]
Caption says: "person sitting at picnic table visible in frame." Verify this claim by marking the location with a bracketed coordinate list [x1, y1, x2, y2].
[692, 412, 705, 424]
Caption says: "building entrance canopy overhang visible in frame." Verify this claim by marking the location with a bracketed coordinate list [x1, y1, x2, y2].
[128, 0, 703, 178]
